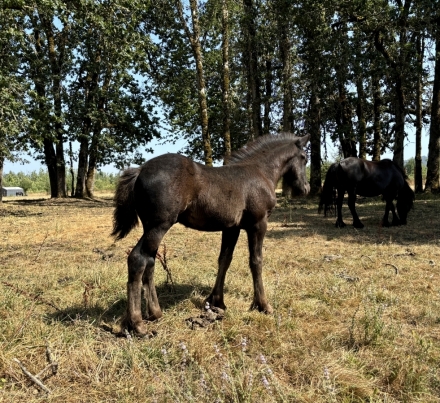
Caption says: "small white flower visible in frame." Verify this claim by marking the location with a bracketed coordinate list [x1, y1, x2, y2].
[262, 375, 271, 391]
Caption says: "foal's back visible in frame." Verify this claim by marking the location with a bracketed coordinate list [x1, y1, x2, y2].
[134, 153, 276, 232]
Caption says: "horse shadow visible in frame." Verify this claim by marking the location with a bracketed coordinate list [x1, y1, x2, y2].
[45, 282, 211, 330]
[266, 194, 439, 245]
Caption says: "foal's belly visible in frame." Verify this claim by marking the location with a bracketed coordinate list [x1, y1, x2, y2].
[177, 208, 241, 232]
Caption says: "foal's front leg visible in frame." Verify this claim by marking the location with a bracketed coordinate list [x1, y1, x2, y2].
[246, 220, 273, 314]
[206, 227, 240, 310]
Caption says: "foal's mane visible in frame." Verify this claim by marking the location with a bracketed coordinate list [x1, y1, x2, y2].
[228, 132, 303, 164]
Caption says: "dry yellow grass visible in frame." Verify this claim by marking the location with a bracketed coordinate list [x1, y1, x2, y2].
[0, 192, 440, 402]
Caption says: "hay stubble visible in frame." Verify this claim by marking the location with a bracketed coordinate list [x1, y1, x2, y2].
[0, 193, 439, 402]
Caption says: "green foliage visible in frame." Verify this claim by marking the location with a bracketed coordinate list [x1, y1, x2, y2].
[404, 157, 427, 178]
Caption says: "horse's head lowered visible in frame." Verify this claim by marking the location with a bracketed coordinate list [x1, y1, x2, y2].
[396, 183, 415, 225]
[281, 134, 310, 198]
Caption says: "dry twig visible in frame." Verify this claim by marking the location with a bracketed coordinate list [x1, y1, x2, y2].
[156, 243, 175, 291]
[385, 263, 399, 274]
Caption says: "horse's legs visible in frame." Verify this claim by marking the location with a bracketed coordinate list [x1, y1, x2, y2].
[335, 189, 346, 228]
[347, 190, 364, 228]
[206, 227, 240, 310]
[124, 224, 169, 335]
[142, 250, 163, 322]
[382, 198, 400, 227]
[246, 220, 273, 314]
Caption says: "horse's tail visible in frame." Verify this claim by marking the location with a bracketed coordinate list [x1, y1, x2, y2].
[318, 163, 338, 216]
[111, 167, 141, 240]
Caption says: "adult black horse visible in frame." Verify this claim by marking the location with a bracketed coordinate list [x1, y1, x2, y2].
[319, 157, 415, 229]
[112, 133, 310, 335]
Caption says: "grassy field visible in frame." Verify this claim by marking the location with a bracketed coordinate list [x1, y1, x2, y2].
[0, 192, 440, 402]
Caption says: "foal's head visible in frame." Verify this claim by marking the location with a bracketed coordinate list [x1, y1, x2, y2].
[281, 134, 310, 198]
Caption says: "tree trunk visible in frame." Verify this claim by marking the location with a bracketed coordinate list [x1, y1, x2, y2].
[243, 0, 262, 137]
[86, 128, 99, 198]
[43, 139, 59, 198]
[414, 34, 424, 193]
[69, 141, 75, 196]
[32, 25, 58, 198]
[40, 12, 67, 197]
[75, 137, 88, 198]
[425, 28, 440, 192]
[279, 14, 293, 132]
[356, 76, 367, 159]
[263, 57, 272, 134]
[371, 72, 382, 161]
[221, 0, 231, 164]
[373, 1, 411, 169]
[393, 75, 405, 169]
[177, 0, 212, 165]
[309, 87, 321, 195]
[336, 83, 357, 158]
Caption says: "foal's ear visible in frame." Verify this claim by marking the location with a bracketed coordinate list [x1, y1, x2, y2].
[296, 134, 310, 148]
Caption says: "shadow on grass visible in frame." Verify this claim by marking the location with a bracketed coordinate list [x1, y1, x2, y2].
[45, 282, 211, 328]
[267, 194, 440, 245]
[2, 196, 113, 209]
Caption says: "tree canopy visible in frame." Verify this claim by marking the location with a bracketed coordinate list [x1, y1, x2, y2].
[2, 0, 440, 198]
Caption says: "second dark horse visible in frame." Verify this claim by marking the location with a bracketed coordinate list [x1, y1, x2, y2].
[112, 133, 310, 335]
[319, 157, 415, 228]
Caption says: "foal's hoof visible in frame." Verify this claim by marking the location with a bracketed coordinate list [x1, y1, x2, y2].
[145, 310, 163, 322]
[335, 220, 346, 228]
[205, 295, 227, 311]
[250, 302, 273, 315]
[353, 222, 364, 229]
[121, 317, 150, 337]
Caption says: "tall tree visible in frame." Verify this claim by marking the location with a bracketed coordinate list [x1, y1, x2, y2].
[425, 15, 440, 192]
[374, 0, 414, 169]
[177, 0, 213, 165]
[221, 0, 231, 162]
[242, 0, 262, 138]
[0, 7, 28, 203]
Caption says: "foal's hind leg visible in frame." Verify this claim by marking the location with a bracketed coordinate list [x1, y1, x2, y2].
[206, 227, 240, 310]
[124, 225, 169, 335]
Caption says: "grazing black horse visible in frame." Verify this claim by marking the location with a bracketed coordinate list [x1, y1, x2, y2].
[112, 133, 310, 335]
[319, 157, 415, 228]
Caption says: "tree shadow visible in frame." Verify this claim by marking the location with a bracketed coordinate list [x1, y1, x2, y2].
[267, 194, 440, 246]
[2, 196, 113, 210]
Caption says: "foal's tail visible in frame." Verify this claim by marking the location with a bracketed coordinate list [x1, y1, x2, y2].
[318, 163, 338, 216]
[111, 167, 141, 240]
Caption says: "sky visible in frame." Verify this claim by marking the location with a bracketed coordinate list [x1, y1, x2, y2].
[3, 129, 429, 175]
